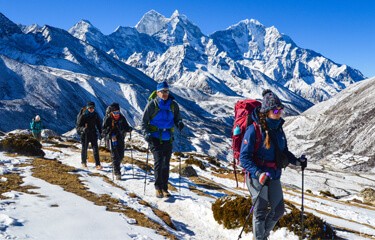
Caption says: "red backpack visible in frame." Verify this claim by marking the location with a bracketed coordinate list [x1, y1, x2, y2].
[231, 99, 262, 187]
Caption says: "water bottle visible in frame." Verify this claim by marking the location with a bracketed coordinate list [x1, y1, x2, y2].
[111, 134, 117, 146]
[233, 125, 241, 136]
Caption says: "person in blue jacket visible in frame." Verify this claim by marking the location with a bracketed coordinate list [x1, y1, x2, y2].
[239, 89, 307, 240]
[141, 81, 184, 198]
[30, 115, 44, 142]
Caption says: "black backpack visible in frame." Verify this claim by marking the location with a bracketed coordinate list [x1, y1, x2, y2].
[76, 106, 87, 135]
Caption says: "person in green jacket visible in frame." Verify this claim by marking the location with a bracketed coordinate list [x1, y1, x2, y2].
[30, 115, 44, 142]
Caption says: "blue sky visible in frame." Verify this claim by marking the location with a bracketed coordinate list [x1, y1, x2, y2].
[1, 0, 374, 77]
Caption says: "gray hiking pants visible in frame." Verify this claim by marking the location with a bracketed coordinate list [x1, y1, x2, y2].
[246, 175, 285, 240]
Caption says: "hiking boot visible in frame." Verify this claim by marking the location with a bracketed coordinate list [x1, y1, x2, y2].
[115, 174, 121, 180]
[162, 190, 171, 197]
[82, 163, 87, 168]
[95, 165, 103, 170]
[155, 190, 163, 198]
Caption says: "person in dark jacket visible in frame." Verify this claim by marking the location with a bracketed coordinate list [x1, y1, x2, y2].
[102, 103, 133, 180]
[141, 81, 184, 198]
[30, 115, 44, 142]
[76, 101, 102, 169]
[239, 89, 307, 240]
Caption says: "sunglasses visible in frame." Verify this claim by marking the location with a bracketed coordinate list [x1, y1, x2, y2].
[88, 107, 95, 110]
[159, 90, 169, 94]
[112, 111, 120, 115]
[272, 108, 283, 114]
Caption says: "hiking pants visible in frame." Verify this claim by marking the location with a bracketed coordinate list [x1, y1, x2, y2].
[245, 175, 285, 240]
[149, 139, 173, 191]
[110, 138, 125, 175]
[32, 131, 42, 142]
[81, 134, 100, 166]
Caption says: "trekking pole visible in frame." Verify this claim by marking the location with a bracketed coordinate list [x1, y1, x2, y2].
[130, 132, 134, 178]
[301, 168, 305, 240]
[109, 138, 114, 181]
[238, 172, 270, 240]
[121, 133, 126, 176]
[143, 144, 149, 195]
[233, 158, 239, 188]
[84, 125, 88, 165]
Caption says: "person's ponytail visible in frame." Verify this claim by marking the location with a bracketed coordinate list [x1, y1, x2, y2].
[259, 112, 271, 149]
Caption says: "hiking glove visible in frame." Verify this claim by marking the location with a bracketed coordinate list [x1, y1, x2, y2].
[177, 121, 184, 131]
[298, 155, 307, 170]
[127, 126, 133, 132]
[258, 172, 270, 185]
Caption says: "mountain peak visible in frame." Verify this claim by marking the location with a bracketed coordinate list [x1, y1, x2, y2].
[69, 19, 101, 33]
[69, 19, 105, 43]
[228, 18, 265, 31]
[135, 10, 168, 35]
[0, 12, 22, 37]
[242, 19, 263, 26]
[172, 10, 180, 17]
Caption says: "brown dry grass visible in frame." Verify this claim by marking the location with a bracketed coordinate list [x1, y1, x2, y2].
[0, 172, 39, 199]
[31, 157, 177, 239]
[189, 176, 234, 196]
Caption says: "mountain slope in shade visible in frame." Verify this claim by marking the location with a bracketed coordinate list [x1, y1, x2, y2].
[0, 13, 22, 37]
[284, 77, 375, 170]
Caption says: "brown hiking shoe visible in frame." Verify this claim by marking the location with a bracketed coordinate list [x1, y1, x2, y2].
[162, 190, 171, 197]
[82, 163, 87, 168]
[95, 165, 103, 170]
[115, 174, 121, 180]
[156, 190, 163, 198]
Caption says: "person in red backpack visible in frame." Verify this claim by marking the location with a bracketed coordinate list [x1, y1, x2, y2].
[239, 89, 307, 240]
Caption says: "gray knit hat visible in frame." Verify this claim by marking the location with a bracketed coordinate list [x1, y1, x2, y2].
[260, 89, 284, 113]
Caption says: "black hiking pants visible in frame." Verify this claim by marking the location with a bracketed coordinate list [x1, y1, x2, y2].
[81, 133, 100, 166]
[149, 139, 173, 191]
[110, 138, 125, 175]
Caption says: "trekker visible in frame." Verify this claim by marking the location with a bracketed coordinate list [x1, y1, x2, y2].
[239, 89, 307, 240]
[102, 103, 133, 180]
[30, 115, 44, 142]
[141, 81, 184, 198]
[76, 101, 102, 169]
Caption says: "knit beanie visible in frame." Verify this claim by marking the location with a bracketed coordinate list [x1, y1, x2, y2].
[260, 89, 284, 113]
[110, 102, 120, 111]
[87, 101, 95, 108]
[156, 81, 169, 91]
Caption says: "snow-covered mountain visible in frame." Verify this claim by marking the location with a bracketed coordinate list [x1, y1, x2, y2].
[69, 10, 364, 106]
[284, 77, 375, 170]
[73, 10, 363, 103]
[0, 11, 367, 159]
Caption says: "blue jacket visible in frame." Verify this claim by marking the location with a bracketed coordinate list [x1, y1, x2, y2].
[30, 120, 43, 134]
[141, 94, 182, 141]
[239, 108, 298, 180]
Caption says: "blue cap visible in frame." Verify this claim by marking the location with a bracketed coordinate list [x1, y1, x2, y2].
[156, 81, 169, 91]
